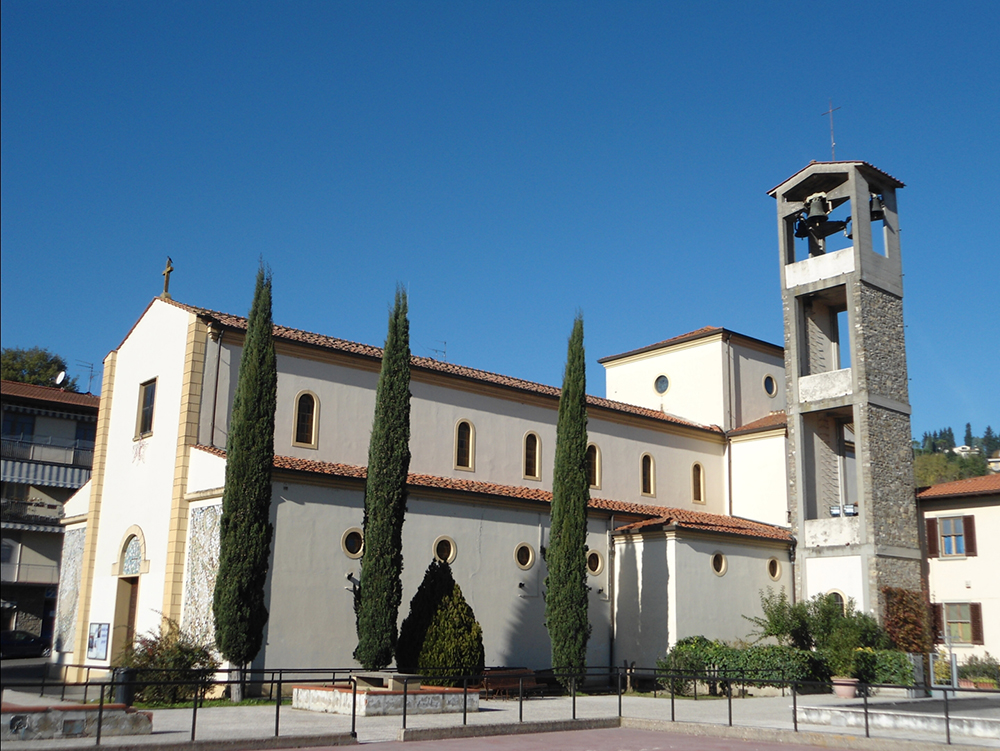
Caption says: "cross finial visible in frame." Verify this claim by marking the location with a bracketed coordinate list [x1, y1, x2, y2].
[821, 99, 841, 160]
[161, 256, 174, 300]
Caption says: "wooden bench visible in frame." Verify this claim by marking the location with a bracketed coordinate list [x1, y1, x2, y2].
[481, 668, 542, 699]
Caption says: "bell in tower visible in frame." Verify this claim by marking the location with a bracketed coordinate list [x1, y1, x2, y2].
[769, 161, 921, 621]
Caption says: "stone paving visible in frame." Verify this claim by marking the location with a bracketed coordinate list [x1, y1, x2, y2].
[2, 688, 997, 749]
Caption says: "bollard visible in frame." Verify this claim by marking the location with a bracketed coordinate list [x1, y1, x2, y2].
[275, 676, 282, 737]
[518, 676, 524, 723]
[463, 677, 468, 726]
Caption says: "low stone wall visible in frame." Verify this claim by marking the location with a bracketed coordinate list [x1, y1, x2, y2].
[1, 703, 152, 741]
[797, 704, 999, 740]
[292, 684, 478, 716]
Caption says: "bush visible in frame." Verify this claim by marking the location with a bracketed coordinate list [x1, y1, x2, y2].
[881, 586, 932, 653]
[958, 653, 1000, 683]
[872, 649, 914, 685]
[116, 617, 219, 704]
[737, 644, 830, 688]
[396, 560, 484, 686]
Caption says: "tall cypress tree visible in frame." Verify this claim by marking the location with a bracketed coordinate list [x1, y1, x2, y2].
[354, 287, 411, 670]
[213, 264, 277, 699]
[544, 314, 591, 688]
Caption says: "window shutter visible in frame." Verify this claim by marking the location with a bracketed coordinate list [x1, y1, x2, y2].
[932, 603, 944, 644]
[925, 518, 939, 558]
[963, 515, 977, 557]
[970, 603, 984, 645]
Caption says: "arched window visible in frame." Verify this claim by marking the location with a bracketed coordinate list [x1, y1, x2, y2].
[641, 454, 655, 496]
[692, 462, 705, 503]
[523, 432, 541, 480]
[586, 444, 601, 489]
[293, 392, 319, 448]
[455, 420, 475, 470]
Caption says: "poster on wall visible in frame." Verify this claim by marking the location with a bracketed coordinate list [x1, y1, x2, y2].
[87, 623, 109, 660]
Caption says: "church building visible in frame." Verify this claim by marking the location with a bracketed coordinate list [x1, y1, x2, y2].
[55, 161, 920, 673]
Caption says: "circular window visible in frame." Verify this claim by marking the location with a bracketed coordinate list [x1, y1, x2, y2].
[711, 552, 728, 576]
[341, 528, 364, 559]
[767, 557, 781, 581]
[514, 543, 535, 570]
[654, 375, 670, 394]
[433, 536, 457, 564]
[586, 550, 604, 576]
[763, 374, 778, 398]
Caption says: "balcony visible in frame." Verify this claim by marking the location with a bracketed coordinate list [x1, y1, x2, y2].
[0, 561, 60, 584]
[1, 497, 65, 525]
[1, 436, 95, 467]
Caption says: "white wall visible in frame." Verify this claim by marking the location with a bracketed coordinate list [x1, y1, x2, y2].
[925, 500, 1000, 660]
[730, 341, 785, 428]
[803, 555, 864, 608]
[83, 300, 193, 664]
[730, 432, 788, 526]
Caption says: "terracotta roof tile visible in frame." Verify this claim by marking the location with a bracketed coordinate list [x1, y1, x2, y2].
[1, 380, 101, 410]
[193, 446, 789, 542]
[729, 411, 787, 437]
[917, 473, 1000, 500]
[164, 299, 721, 434]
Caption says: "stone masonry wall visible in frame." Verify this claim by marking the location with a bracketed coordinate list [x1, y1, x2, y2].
[860, 404, 918, 550]
[180, 504, 221, 647]
[54, 527, 85, 652]
[855, 283, 909, 403]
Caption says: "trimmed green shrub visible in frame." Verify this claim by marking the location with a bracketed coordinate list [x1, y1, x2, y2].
[397, 559, 484, 685]
[116, 618, 219, 704]
[873, 649, 914, 685]
[737, 644, 830, 688]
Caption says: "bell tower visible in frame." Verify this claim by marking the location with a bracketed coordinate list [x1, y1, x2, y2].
[769, 161, 921, 619]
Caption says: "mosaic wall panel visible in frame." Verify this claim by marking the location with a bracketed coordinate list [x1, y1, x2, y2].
[54, 527, 85, 653]
[181, 504, 222, 647]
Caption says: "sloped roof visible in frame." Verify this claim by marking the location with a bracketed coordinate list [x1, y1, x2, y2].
[195, 445, 790, 542]
[917, 473, 1000, 500]
[161, 299, 721, 435]
[598, 326, 782, 365]
[729, 411, 787, 437]
[1, 380, 100, 410]
[767, 161, 905, 196]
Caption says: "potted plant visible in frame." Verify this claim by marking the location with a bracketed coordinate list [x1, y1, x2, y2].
[826, 647, 858, 698]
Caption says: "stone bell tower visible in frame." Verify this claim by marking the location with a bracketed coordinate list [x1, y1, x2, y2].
[769, 161, 921, 619]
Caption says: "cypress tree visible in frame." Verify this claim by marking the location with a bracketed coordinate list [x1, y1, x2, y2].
[212, 264, 277, 700]
[544, 314, 591, 689]
[354, 287, 411, 670]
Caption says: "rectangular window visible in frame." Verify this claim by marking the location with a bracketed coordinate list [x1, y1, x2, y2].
[136, 379, 157, 437]
[940, 516, 965, 556]
[946, 603, 972, 643]
[933, 602, 984, 645]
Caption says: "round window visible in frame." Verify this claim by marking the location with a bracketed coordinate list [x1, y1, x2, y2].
[711, 552, 727, 576]
[767, 557, 781, 581]
[341, 528, 364, 559]
[514, 543, 535, 570]
[434, 536, 457, 563]
[586, 550, 604, 576]
[654, 375, 670, 394]
[763, 375, 777, 398]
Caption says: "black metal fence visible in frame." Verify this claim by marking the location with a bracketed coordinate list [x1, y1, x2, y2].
[3, 663, 996, 746]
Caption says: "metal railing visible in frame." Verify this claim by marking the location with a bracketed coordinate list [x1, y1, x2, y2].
[0, 561, 60, 583]
[1, 436, 95, 467]
[3, 663, 996, 746]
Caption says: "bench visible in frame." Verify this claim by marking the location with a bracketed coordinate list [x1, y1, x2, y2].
[481, 668, 542, 699]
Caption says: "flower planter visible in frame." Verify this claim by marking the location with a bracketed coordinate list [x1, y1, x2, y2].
[832, 677, 858, 699]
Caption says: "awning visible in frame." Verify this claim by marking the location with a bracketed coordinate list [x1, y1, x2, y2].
[1, 460, 91, 488]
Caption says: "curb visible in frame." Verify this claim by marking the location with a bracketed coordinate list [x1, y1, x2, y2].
[397, 717, 620, 742]
[5, 734, 359, 751]
[620, 717, 958, 751]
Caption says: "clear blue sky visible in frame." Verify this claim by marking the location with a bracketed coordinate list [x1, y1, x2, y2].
[2, 1, 997, 440]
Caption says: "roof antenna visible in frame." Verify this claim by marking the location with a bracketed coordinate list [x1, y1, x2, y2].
[430, 341, 447, 362]
[821, 100, 841, 160]
[76, 360, 96, 393]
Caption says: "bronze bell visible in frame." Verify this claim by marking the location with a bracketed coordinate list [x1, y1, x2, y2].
[870, 194, 885, 222]
[805, 195, 829, 226]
